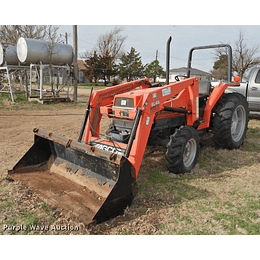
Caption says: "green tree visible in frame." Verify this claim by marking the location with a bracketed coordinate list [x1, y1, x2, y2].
[118, 47, 146, 81]
[98, 51, 118, 86]
[84, 51, 100, 83]
[84, 50, 118, 85]
[211, 54, 229, 80]
[145, 60, 165, 82]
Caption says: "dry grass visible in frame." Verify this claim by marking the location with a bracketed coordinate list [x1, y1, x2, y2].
[1, 112, 260, 235]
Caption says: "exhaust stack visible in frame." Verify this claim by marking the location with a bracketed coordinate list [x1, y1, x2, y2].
[166, 36, 172, 85]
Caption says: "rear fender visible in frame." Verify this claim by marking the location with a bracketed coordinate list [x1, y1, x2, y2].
[197, 82, 240, 130]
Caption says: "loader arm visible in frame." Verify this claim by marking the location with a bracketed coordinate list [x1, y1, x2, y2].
[84, 77, 200, 176]
[84, 79, 151, 140]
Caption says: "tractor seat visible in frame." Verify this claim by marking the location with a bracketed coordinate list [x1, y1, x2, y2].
[199, 81, 211, 97]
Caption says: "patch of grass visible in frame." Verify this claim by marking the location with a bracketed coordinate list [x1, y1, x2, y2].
[214, 198, 221, 208]
[0, 93, 11, 102]
[147, 169, 172, 187]
[15, 93, 29, 103]
[245, 200, 260, 211]
[117, 229, 131, 235]
[224, 201, 235, 209]
[78, 84, 107, 90]
[2, 197, 14, 209]
[180, 215, 193, 224]
[243, 139, 260, 152]
[0, 93, 86, 111]
[176, 224, 216, 235]
[140, 206, 147, 213]
[0, 92, 41, 110]
[138, 169, 175, 197]
[191, 229, 215, 235]
[246, 211, 259, 220]
[247, 127, 260, 138]
[155, 223, 164, 230]
[197, 205, 215, 214]
[174, 180, 209, 203]
[24, 212, 38, 227]
[5, 216, 17, 226]
[32, 203, 52, 215]
[212, 198, 260, 235]
[244, 194, 256, 199]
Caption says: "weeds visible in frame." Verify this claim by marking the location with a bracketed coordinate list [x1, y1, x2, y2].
[0, 92, 86, 111]
[130, 119, 260, 235]
[1, 105, 260, 235]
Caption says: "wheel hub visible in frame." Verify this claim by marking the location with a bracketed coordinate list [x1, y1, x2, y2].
[183, 138, 197, 168]
[231, 105, 246, 142]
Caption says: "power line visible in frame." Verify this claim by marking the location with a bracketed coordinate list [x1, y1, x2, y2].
[64, 33, 96, 47]
[159, 52, 214, 61]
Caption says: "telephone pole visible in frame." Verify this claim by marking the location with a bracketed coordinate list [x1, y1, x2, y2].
[73, 25, 78, 102]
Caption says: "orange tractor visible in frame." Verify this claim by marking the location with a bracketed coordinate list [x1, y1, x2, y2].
[9, 38, 249, 225]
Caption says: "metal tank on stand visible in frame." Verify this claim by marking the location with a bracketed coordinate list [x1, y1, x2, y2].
[0, 43, 19, 65]
[17, 37, 73, 66]
[0, 43, 30, 102]
[16, 38, 74, 101]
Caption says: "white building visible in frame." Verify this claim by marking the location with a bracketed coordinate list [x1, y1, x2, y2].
[158, 67, 211, 83]
[170, 67, 211, 81]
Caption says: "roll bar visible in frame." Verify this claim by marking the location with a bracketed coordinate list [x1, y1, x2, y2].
[186, 44, 232, 82]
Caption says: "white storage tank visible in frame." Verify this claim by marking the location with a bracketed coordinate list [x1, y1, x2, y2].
[17, 37, 73, 65]
[0, 44, 19, 65]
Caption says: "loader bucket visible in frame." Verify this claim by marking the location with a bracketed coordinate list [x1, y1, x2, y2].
[8, 129, 137, 226]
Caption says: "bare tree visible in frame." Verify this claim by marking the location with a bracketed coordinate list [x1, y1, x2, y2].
[211, 30, 260, 81]
[81, 26, 127, 62]
[233, 30, 260, 80]
[0, 25, 61, 45]
[96, 26, 127, 60]
[44, 26, 63, 97]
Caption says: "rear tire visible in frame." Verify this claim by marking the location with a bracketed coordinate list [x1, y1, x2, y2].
[212, 93, 249, 149]
[165, 126, 200, 174]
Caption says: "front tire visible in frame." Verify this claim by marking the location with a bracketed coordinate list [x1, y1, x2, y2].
[165, 126, 200, 174]
[212, 93, 249, 149]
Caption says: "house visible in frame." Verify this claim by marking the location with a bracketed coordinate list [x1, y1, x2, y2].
[168, 67, 211, 82]
[77, 60, 89, 83]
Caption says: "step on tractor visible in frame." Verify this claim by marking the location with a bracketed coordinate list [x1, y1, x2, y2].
[8, 37, 249, 226]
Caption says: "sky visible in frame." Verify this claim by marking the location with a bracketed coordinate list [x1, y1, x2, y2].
[57, 25, 260, 73]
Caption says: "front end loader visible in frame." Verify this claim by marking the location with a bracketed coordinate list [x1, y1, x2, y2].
[8, 39, 249, 226]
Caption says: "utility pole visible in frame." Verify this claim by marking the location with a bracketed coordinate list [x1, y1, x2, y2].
[156, 50, 158, 61]
[73, 25, 78, 102]
[65, 32, 68, 44]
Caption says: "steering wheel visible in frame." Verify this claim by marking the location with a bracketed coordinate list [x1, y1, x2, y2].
[175, 75, 187, 82]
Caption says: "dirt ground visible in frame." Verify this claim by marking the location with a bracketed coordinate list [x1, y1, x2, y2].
[0, 98, 161, 235]
[0, 107, 85, 178]
[1, 91, 260, 235]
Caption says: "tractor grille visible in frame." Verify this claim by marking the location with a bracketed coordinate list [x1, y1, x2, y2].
[114, 98, 134, 108]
